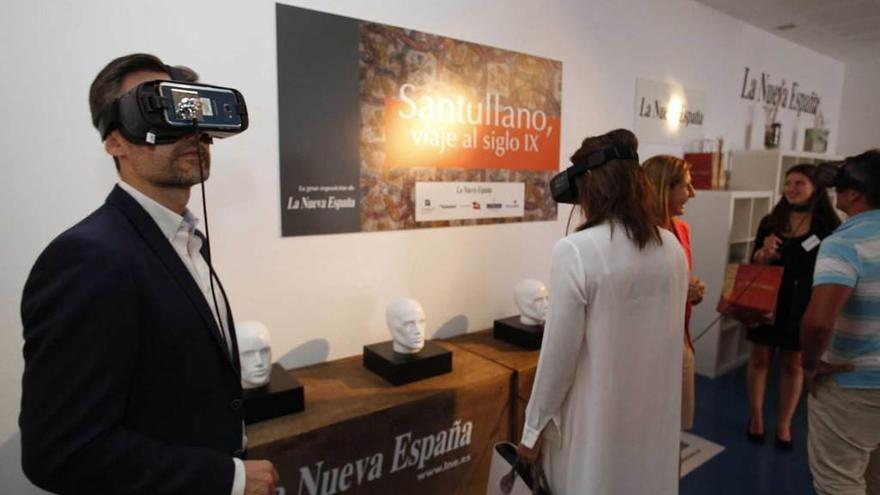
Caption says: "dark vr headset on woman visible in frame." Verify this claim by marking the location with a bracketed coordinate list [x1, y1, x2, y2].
[550, 145, 639, 204]
[94, 79, 248, 145]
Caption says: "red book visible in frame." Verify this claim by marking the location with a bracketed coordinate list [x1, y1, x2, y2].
[684, 152, 715, 190]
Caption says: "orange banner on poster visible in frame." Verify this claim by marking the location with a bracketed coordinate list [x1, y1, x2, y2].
[383, 98, 560, 171]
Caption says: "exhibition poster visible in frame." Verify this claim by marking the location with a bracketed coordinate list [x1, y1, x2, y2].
[277, 4, 562, 236]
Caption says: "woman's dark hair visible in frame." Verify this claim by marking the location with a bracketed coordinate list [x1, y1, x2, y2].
[764, 163, 841, 235]
[572, 129, 662, 249]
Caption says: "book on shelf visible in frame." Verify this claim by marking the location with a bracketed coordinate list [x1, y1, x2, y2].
[684, 152, 722, 190]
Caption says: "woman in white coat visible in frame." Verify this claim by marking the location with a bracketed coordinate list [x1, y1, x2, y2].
[518, 129, 688, 495]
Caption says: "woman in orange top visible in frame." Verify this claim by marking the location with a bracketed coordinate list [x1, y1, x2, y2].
[644, 155, 705, 430]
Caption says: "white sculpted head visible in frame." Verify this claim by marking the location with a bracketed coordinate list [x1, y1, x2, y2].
[236, 321, 272, 389]
[514, 279, 549, 325]
[386, 298, 427, 354]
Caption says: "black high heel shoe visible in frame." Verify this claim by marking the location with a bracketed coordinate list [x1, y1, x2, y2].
[747, 420, 765, 444]
[775, 435, 793, 451]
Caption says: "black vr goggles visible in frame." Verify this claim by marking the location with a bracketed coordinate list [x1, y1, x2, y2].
[94, 79, 248, 145]
[815, 159, 870, 192]
[550, 144, 640, 204]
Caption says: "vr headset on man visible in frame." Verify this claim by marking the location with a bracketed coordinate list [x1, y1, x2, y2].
[93, 65, 248, 145]
[815, 157, 875, 193]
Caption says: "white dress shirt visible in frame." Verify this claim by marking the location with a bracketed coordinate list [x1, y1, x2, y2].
[118, 181, 246, 495]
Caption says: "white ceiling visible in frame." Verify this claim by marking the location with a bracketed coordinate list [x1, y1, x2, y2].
[693, 0, 880, 61]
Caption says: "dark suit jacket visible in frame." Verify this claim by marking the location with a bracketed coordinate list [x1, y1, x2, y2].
[20, 185, 244, 494]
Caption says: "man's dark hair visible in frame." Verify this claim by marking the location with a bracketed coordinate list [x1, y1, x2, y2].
[89, 53, 198, 131]
[844, 149, 880, 207]
[89, 54, 197, 169]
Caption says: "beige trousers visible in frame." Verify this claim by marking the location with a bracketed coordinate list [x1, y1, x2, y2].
[808, 378, 880, 495]
[681, 344, 695, 431]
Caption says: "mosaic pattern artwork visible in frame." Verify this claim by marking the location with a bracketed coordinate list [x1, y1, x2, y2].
[358, 24, 562, 231]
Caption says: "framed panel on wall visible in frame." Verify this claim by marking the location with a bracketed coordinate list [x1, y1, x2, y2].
[276, 4, 562, 236]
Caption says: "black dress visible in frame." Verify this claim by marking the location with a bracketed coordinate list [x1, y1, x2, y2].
[746, 215, 834, 351]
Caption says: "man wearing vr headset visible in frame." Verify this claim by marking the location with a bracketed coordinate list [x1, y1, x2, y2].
[19, 54, 277, 495]
[801, 150, 880, 495]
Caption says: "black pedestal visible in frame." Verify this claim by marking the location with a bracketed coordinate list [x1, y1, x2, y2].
[493, 316, 544, 350]
[243, 363, 305, 425]
[363, 340, 452, 386]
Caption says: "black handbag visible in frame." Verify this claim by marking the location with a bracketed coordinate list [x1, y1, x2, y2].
[487, 442, 552, 495]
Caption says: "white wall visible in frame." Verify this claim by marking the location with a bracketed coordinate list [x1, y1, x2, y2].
[839, 56, 880, 156]
[0, 0, 847, 491]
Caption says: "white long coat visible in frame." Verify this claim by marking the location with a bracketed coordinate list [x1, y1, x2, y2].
[521, 222, 688, 495]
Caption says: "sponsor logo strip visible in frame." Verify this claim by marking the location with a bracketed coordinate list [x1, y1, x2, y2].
[415, 182, 524, 222]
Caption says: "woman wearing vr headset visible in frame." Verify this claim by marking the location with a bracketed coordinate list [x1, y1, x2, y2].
[643, 155, 705, 433]
[746, 163, 840, 450]
[518, 129, 688, 494]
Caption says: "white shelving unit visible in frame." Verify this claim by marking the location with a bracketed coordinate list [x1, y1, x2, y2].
[728, 149, 843, 205]
[682, 190, 773, 378]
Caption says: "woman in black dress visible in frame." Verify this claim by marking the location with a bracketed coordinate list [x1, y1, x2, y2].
[746, 163, 840, 450]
